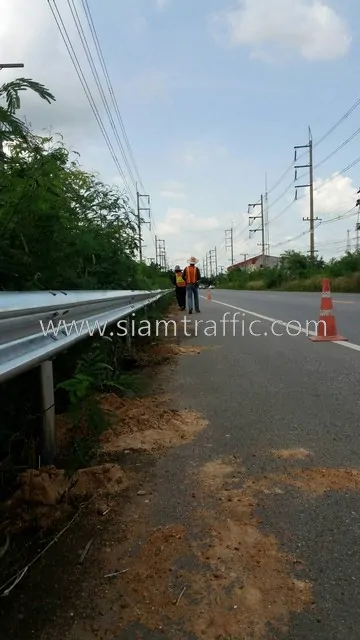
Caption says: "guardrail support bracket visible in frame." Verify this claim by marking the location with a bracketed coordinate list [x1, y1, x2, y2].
[40, 360, 56, 466]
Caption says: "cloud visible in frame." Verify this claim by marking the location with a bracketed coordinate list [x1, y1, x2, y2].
[158, 208, 220, 236]
[111, 175, 125, 189]
[269, 173, 358, 256]
[125, 69, 170, 104]
[311, 173, 357, 215]
[160, 180, 186, 199]
[296, 173, 356, 222]
[179, 141, 228, 166]
[155, 0, 170, 9]
[0, 0, 99, 139]
[160, 190, 186, 199]
[210, 0, 351, 61]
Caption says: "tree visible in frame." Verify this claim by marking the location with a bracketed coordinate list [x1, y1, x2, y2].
[0, 77, 55, 157]
[0, 132, 169, 291]
[279, 250, 324, 279]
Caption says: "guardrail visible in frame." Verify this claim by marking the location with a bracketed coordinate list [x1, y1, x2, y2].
[0, 289, 171, 464]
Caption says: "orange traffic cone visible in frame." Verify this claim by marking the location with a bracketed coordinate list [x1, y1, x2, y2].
[309, 278, 347, 342]
[206, 288, 212, 300]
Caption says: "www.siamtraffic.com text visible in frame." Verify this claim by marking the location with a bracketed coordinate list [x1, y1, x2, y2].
[39, 312, 327, 339]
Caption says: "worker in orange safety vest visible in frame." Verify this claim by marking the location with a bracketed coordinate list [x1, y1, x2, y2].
[182, 257, 201, 314]
[171, 265, 186, 310]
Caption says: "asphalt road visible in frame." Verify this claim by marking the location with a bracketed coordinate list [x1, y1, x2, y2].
[206, 288, 360, 345]
[148, 291, 360, 639]
[4, 288, 360, 640]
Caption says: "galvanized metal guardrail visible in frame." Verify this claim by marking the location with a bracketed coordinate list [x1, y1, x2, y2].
[0, 289, 171, 464]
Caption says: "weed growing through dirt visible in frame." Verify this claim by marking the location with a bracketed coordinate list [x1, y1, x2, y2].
[57, 344, 146, 474]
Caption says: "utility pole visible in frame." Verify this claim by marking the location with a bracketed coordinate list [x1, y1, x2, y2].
[248, 195, 265, 264]
[264, 173, 270, 261]
[243, 254, 247, 271]
[155, 237, 166, 269]
[346, 230, 351, 253]
[294, 127, 320, 260]
[136, 183, 151, 262]
[225, 228, 234, 265]
[160, 240, 166, 270]
[356, 188, 360, 252]
[207, 251, 212, 277]
[208, 247, 217, 277]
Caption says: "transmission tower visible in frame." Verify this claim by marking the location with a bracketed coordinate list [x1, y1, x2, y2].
[155, 237, 166, 270]
[346, 230, 351, 253]
[225, 228, 234, 265]
[208, 247, 217, 276]
[136, 185, 151, 262]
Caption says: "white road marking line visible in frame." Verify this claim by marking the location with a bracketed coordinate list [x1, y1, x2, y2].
[332, 340, 360, 352]
[201, 296, 360, 352]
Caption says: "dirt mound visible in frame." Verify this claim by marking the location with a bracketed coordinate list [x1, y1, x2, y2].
[14, 467, 70, 506]
[100, 394, 207, 453]
[12, 463, 127, 506]
[73, 464, 127, 498]
[0, 463, 127, 534]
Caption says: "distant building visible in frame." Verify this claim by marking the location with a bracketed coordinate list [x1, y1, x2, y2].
[227, 254, 280, 273]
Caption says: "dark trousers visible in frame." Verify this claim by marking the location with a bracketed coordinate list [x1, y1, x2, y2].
[175, 286, 186, 309]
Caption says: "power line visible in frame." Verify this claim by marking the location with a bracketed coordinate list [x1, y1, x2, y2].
[314, 94, 360, 149]
[272, 206, 357, 249]
[80, 0, 146, 194]
[78, 0, 158, 248]
[263, 92, 360, 220]
[66, 0, 137, 198]
[47, 0, 137, 208]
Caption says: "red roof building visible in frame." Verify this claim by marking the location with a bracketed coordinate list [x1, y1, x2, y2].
[227, 254, 280, 272]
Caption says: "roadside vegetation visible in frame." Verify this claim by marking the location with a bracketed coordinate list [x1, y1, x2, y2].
[218, 250, 360, 292]
[0, 76, 172, 495]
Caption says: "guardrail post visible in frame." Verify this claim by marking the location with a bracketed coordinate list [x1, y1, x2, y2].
[40, 360, 56, 466]
[126, 318, 131, 349]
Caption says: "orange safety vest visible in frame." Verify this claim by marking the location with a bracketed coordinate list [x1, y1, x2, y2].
[184, 265, 197, 284]
[175, 272, 186, 287]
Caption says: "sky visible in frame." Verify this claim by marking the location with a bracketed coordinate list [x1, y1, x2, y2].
[1, 0, 360, 271]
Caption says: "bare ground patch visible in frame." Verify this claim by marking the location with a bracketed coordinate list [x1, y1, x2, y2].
[75, 458, 313, 640]
[270, 467, 360, 496]
[19, 455, 360, 640]
[138, 340, 214, 364]
[149, 342, 211, 357]
[100, 394, 208, 454]
[186, 458, 313, 639]
[270, 448, 312, 460]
